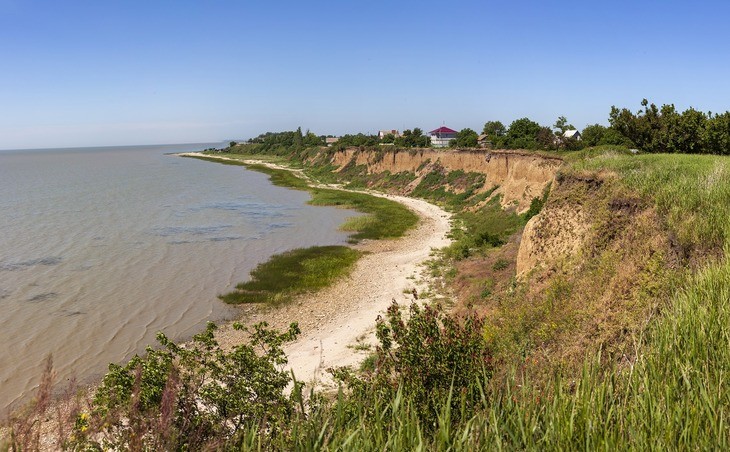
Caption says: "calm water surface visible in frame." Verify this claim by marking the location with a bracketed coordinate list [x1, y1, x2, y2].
[0, 144, 354, 413]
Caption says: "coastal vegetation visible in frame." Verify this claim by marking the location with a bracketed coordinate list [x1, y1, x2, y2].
[218, 246, 361, 305]
[6, 123, 730, 449]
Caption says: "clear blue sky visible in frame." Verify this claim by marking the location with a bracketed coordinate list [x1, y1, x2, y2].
[2, 0, 729, 149]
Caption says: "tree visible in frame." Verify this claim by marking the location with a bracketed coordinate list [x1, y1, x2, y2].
[608, 100, 715, 153]
[553, 116, 575, 136]
[394, 128, 430, 147]
[452, 128, 478, 148]
[303, 130, 323, 146]
[664, 107, 707, 153]
[482, 121, 506, 137]
[581, 124, 607, 147]
[704, 112, 730, 155]
[503, 118, 543, 150]
[598, 128, 634, 147]
[537, 126, 557, 150]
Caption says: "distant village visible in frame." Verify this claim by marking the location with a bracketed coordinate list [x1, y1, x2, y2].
[325, 126, 581, 149]
[231, 116, 602, 153]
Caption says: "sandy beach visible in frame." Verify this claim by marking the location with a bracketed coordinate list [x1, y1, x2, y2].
[181, 153, 452, 387]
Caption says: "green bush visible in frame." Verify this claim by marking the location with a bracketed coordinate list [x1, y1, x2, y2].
[72, 322, 301, 450]
[334, 302, 493, 428]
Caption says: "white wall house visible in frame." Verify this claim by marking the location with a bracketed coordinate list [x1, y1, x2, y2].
[429, 126, 458, 148]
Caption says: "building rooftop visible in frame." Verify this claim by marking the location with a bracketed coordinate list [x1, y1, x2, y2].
[429, 126, 458, 135]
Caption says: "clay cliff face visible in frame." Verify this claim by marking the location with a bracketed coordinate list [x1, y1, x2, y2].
[329, 148, 562, 212]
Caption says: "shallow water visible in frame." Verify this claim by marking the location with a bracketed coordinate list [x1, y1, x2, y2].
[0, 144, 354, 413]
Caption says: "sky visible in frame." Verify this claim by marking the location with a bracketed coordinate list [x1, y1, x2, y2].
[1, 0, 730, 149]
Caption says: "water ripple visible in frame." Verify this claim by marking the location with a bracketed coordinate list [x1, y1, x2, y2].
[152, 225, 233, 237]
[0, 256, 63, 271]
[27, 292, 59, 302]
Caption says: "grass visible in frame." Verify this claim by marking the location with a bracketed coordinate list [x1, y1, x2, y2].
[444, 196, 525, 260]
[569, 151, 730, 255]
[307, 189, 418, 240]
[219, 246, 361, 305]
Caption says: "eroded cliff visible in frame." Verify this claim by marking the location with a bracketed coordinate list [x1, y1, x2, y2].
[326, 148, 562, 213]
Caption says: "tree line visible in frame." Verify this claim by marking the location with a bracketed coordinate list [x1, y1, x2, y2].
[474, 99, 730, 154]
[235, 99, 730, 155]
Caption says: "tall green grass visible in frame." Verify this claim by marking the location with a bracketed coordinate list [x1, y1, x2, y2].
[571, 152, 730, 254]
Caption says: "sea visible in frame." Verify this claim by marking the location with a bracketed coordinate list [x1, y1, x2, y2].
[0, 143, 355, 414]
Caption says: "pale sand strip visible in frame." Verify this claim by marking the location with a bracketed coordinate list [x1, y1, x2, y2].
[183, 153, 453, 388]
[282, 192, 451, 387]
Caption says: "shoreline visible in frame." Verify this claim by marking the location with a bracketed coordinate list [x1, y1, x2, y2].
[1, 152, 451, 447]
[179, 152, 452, 386]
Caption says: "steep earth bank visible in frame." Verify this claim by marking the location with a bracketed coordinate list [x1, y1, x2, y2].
[324, 148, 562, 213]
[488, 171, 681, 374]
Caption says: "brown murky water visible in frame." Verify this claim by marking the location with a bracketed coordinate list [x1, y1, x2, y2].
[0, 144, 354, 413]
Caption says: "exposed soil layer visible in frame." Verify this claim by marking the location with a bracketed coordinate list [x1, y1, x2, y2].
[328, 148, 562, 213]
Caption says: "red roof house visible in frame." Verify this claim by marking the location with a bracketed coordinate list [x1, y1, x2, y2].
[429, 126, 458, 147]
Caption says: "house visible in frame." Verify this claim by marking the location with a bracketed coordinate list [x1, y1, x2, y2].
[429, 126, 458, 148]
[477, 134, 492, 149]
[325, 137, 340, 146]
[563, 129, 581, 140]
[378, 129, 400, 139]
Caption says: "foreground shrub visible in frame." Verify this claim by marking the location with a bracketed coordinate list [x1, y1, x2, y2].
[70, 321, 300, 450]
[334, 302, 493, 428]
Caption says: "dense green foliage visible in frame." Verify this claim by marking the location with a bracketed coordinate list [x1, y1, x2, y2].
[247, 127, 324, 153]
[609, 99, 730, 154]
[70, 322, 301, 450]
[394, 128, 430, 148]
[334, 302, 493, 428]
[329, 133, 380, 150]
[502, 117, 543, 150]
[219, 246, 361, 305]
[580, 123, 634, 147]
[482, 120, 506, 138]
[450, 128, 478, 148]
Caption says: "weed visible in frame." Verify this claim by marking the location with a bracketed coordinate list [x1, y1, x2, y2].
[219, 246, 361, 305]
